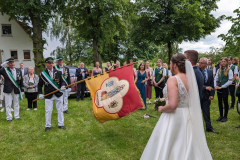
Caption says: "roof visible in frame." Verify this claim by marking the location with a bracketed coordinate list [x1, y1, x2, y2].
[15, 20, 32, 37]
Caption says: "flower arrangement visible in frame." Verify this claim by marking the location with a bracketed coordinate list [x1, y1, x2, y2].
[154, 98, 166, 111]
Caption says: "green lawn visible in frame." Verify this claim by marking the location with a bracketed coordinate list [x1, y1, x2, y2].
[0, 91, 239, 160]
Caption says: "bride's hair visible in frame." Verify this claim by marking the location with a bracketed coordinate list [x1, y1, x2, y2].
[171, 54, 186, 73]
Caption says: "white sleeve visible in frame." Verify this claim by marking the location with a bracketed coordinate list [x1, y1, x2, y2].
[153, 68, 155, 76]
[162, 68, 166, 76]
[213, 67, 216, 75]
[214, 70, 219, 87]
[169, 70, 172, 77]
[234, 66, 238, 74]
[228, 69, 233, 79]
[221, 70, 233, 88]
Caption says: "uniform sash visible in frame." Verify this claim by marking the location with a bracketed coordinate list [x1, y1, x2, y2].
[5, 68, 23, 101]
[41, 71, 60, 90]
[55, 65, 68, 85]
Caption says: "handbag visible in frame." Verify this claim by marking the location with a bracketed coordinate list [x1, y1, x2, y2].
[148, 79, 153, 86]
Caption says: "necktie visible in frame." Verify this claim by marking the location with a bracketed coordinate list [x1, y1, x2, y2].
[49, 70, 53, 79]
[201, 69, 207, 83]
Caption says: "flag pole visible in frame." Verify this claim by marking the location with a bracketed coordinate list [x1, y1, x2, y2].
[33, 61, 142, 102]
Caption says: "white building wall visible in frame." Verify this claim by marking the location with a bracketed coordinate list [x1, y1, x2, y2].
[0, 14, 35, 68]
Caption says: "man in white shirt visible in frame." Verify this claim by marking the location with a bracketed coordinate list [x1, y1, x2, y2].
[0, 58, 23, 122]
[76, 62, 89, 101]
[19, 63, 28, 78]
[38, 57, 66, 132]
[228, 56, 238, 110]
[54, 56, 71, 114]
[152, 59, 166, 99]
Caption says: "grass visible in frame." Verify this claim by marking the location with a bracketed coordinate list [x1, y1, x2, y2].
[0, 91, 239, 160]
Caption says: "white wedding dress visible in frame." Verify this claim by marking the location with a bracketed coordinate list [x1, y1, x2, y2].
[140, 61, 212, 160]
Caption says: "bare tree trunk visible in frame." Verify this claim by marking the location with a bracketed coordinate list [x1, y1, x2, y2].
[31, 16, 44, 75]
[93, 37, 102, 68]
[167, 42, 172, 64]
[67, 25, 72, 65]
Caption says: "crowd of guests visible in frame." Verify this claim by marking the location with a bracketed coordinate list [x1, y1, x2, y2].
[131, 53, 240, 131]
[1, 53, 240, 131]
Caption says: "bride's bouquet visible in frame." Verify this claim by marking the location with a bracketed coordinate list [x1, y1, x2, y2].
[154, 98, 166, 111]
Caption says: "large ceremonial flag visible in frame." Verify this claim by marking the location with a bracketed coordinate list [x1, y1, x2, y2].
[86, 64, 145, 123]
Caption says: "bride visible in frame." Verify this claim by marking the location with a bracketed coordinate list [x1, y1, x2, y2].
[140, 54, 212, 160]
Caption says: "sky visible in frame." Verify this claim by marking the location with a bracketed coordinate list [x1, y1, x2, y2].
[43, 0, 240, 58]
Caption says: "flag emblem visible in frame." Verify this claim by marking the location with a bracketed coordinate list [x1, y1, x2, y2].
[95, 77, 129, 114]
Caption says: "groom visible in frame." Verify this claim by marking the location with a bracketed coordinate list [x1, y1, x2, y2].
[184, 50, 203, 98]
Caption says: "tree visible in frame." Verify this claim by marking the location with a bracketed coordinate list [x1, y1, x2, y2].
[133, 0, 223, 63]
[48, 15, 74, 65]
[0, 0, 65, 74]
[64, 0, 128, 68]
[218, 7, 240, 57]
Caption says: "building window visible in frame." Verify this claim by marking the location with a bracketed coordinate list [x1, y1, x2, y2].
[23, 50, 30, 60]
[11, 51, 18, 60]
[2, 24, 12, 35]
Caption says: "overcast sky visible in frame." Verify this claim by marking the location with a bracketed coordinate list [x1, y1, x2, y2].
[43, 0, 240, 57]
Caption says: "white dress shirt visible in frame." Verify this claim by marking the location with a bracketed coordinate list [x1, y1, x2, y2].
[48, 69, 54, 79]
[21, 68, 25, 77]
[214, 69, 233, 88]
[168, 70, 172, 77]
[152, 66, 166, 77]
[80, 68, 85, 79]
[10, 68, 17, 80]
[229, 64, 238, 74]
[59, 65, 64, 74]
[213, 67, 216, 75]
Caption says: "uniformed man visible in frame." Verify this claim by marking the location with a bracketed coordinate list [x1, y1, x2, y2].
[38, 57, 66, 132]
[54, 56, 71, 114]
[0, 58, 23, 122]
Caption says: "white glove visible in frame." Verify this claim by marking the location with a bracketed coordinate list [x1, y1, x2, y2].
[67, 88, 71, 92]
[1, 61, 8, 67]
[53, 59, 59, 63]
[61, 86, 66, 91]
[21, 92, 24, 96]
[39, 94, 44, 100]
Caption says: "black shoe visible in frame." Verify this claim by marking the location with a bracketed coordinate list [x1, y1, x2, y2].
[221, 117, 228, 122]
[236, 125, 240, 128]
[7, 120, 12, 122]
[15, 118, 22, 120]
[216, 116, 223, 121]
[58, 126, 66, 130]
[76, 99, 80, 101]
[229, 107, 234, 110]
[45, 127, 50, 132]
[206, 128, 219, 134]
[63, 110, 70, 114]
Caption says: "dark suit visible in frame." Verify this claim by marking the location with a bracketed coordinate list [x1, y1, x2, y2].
[193, 66, 204, 98]
[0, 68, 24, 94]
[76, 68, 89, 100]
[200, 69, 215, 130]
[19, 68, 28, 76]
[38, 68, 64, 99]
